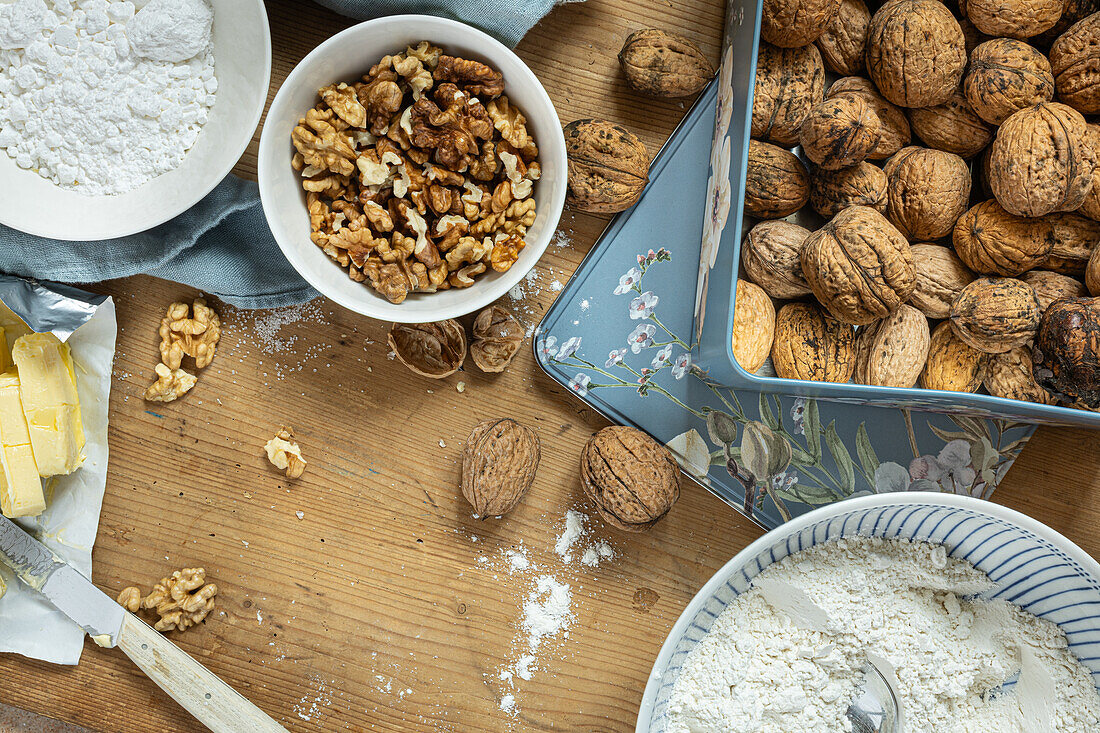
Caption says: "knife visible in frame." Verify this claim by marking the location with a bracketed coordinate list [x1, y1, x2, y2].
[0, 515, 286, 733]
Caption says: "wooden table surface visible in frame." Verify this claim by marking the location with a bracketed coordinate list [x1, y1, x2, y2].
[2, 1, 1100, 731]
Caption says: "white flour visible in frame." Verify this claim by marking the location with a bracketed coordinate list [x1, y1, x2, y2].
[0, 0, 216, 195]
[667, 537, 1100, 733]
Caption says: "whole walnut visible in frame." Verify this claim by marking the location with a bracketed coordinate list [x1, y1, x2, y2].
[985, 347, 1057, 404]
[761, 0, 842, 48]
[745, 140, 811, 218]
[741, 220, 813, 299]
[618, 29, 714, 98]
[882, 147, 971, 241]
[1022, 270, 1089, 313]
[732, 280, 776, 374]
[964, 39, 1055, 126]
[1078, 123, 1100, 222]
[771, 302, 857, 382]
[1032, 297, 1100, 407]
[801, 205, 916, 325]
[809, 161, 887, 217]
[461, 418, 540, 517]
[865, 0, 966, 108]
[909, 243, 977, 319]
[564, 119, 649, 213]
[1035, 0, 1100, 48]
[827, 77, 910, 159]
[853, 304, 931, 388]
[949, 277, 1041, 354]
[966, 0, 1062, 39]
[815, 0, 871, 76]
[989, 103, 1096, 218]
[580, 426, 680, 532]
[1088, 245, 1100, 295]
[921, 321, 987, 393]
[752, 42, 826, 146]
[799, 95, 882, 170]
[1043, 211, 1100, 276]
[1052, 14, 1100, 114]
[952, 200, 1055, 276]
[906, 90, 992, 160]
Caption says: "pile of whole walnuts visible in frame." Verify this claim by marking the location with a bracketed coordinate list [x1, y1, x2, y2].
[739, 0, 1100, 409]
[292, 42, 541, 304]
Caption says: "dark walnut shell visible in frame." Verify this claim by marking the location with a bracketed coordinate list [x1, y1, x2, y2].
[752, 42, 827, 146]
[967, 0, 1062, 39]
[907, 90, 992, 159]
[866, 0, 966, 108]
[799, 95, 882, 170]
[470, 306, 524, 373]
[564, 119, 650, 213]
[921, 321, 987, 393]
[909, 243, 977, 319]
[882, 146, 971, 241]
[952, 200, 1055, 276]
[809, 161, 887, 217]
[618, 29, 714, 98]
[745, 139, 811, 218]
[1088, 244, 1100, 295]
[1033, 297, 1100, 407]
[741, 220, 814, 299]
[1034, 0, 1100, 48]
[964, 39, 1055, 126]
[853, 303, 931, 387]
[461, 418, 541, 517]
[1022, 269, 1089, 312]
[1051, 12, 1100, 114]
[761, 0, 843, 48]
[815, 0, 871, 76]
[1042, 211, 1100, 275]
[986, 347, 1057, 403]
[580, 426, 681, 532]
[989, 103, 1096, 218]
[388, 320, 467, 378]
[827, 76, 911, 159]
[771, 301, 857, 382]
[949, 277, 1041, 354]
[801, 205, 916, 325]
[1079, 123, 1100, 222]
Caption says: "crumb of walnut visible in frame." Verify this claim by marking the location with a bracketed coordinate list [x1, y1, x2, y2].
[144, 363, 197, 403]
[265, 427, 306, 479]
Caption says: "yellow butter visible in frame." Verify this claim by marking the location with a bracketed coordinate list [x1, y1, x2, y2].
[0, 373, 45, 518]
[11, 334, 85, 476]
[0, 327, 8, 374]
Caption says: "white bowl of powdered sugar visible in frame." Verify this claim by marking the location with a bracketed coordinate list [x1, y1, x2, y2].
[0, 0, 270, 240]
[639, 492, 1100, 733]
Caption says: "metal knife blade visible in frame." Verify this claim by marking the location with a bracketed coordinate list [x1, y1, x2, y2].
[0, 515, 125, 646]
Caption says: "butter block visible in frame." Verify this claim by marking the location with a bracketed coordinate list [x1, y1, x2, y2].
[0, 327, 8, 374]
[0, 373, 45, 518]
[11, 333, 85, 476]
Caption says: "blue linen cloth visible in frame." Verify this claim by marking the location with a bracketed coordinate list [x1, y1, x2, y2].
[0, 0, 563, 310]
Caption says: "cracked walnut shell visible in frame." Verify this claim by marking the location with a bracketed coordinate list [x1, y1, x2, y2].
[964, 39, 1055, 126]
[752, 42, 826, 147]
[618, 29, 713, 98]
[809, 161, 887, 218]
[883, 147, 970, 241]
[745, 140, 810, 219]
[908, 243, 976, 320]
[731, 280, 776, 374]
[1051, 13, 1100, 115]
[799, 95, 881, 170]
[564, 119, 649, 213]
[865, 0, 966, 109]
[853, 303, 930, 388]
[826, 76, 909, 159]
[761, 0, 842, 48]
[949, 277, 1041, 354]
[461, 418, 540, 517]
[580, 426, 680, 532]
[771, 301, 856, 382]
[952, 200, 1054, 277]
[741, 220, 813, 300]
[388, 320, 467, 378]
[815, 0, 870, 76]
[921, 321, 987, 393]
[470, 306, 524, 373]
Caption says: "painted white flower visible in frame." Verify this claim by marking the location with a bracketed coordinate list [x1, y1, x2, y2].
[790, 398, 806, 435]
[605, 349, 627, 368]
[696, 136, 732, 315]
[672, 353, 692, 379]
[568, 373, 591, 397]
[628, 323, 656, 353]
[557, 336, 582, 359]
[714, 44, 734, 139]
[614, 267, 642, 295]
[651, 344, 674, 367]
[536, 335, 558, 359]
[629, 291, 659, 320]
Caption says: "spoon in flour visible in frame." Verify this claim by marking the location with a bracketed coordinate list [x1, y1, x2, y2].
[754, 577, 903, 733]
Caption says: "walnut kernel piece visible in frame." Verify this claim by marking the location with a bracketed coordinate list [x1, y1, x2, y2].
[117, 586, 142, 613]
[159, 298, 221, 370]
[461, 418, 540, 517]
[265, 427, 306, 479]
[470, 306, 524, 373]
[141, 568, 218, 633]
[144, 363, 197, 403]
[388, 320, 467, 378]
[292, 108, 357, 176]
[433, 55, 505, 98]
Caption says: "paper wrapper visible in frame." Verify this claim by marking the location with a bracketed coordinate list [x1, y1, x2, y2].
[0, 277, 116, 665]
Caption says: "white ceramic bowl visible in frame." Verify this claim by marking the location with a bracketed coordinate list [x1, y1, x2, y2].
[257, 15, 567, 323]
[637, 493, 1100, 731]
[0, 0, 271, 241]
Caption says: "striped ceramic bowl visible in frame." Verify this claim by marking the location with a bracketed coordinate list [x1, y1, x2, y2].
[637, 492, 1100, 731]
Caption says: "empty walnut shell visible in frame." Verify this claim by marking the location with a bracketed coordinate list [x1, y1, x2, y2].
[853, 304, 931, 388]
[761, 0, 843, 48]
[799, 95, 882, 170]
[1043, 212, 1100, 276]
[986, 347, 1057, 404]
[827, 77, 910, 159]
[909, 243, 977, 320]
[949, 277, 1041, 354]
[815, 0, 871, 76]
[741, 220, 813, 299]
[952, 200, 1055, 277]
[745, 140, 811, 218]
[865, 0, 966, 108]
[921, 321, 987, 393]
[752, 42, 826, 146]
[580, 426, 680, 532]
[564, 119, 650, 213]
[470, 306, 524, 373]
[1033, 297, 1100, 407]
[883, 146, 971, 241]
[618, 29, 714, 98]
[461, 418, 541, 517]
[1022, 270, 1089, 313]
[771, 301, 856, 382]
[388, 320, 467, 378]
[964, 39, 1055, 126]
[809, 161, 888, 217]
[732, 280, 776, 374]
[1051, 14, 1100, 114]
[906, 90, 992, 160]
[989, 103, 1096, 218]
[967, 0, 1062, 39]
[801, 205, 916, 325]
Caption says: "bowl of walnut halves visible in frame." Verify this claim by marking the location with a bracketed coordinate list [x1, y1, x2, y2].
[258, 15, 567, 322]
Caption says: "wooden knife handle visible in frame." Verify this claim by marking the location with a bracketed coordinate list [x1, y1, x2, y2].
[115, 612, 286, 733]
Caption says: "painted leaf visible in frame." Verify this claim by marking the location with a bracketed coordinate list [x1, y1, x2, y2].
[759, 393, 779, 432]
[929, 424, 972, 443]
[824, 421, 855, 494]
[803, 400, 821, 461]
[855, 423, 880, 481]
